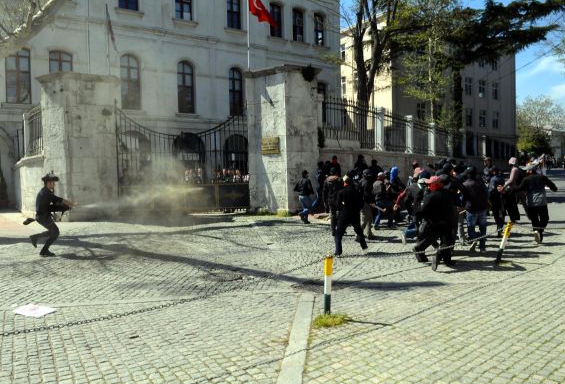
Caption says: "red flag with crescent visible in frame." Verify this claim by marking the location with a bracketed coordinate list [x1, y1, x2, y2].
[249, 0, 277, 27]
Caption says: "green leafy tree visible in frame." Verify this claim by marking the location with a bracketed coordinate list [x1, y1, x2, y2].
[516, 95, 564, 155]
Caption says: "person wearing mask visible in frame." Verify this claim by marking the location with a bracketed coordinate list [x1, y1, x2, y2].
[502, 164, 558, 243]
[461, 166, 490, 253]
[294, 170, 315, 224]
[414, 176, 457, 271]
[334, 175, 368, 256]
[323, 167, 343, 236]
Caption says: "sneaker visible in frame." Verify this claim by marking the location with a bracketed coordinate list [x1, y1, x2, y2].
[29, 235, 37, 248]
[534, 231, 541, 244]
[400, 232, 407, 245]
[40, 250, 55, 257]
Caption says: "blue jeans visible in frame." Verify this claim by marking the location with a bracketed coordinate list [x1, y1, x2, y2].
[467, 210, 487, 250]
[311, 186, 322, 211]
[373, 200, 393, 228]
[298, 195, 312, 217]
[403, 218, 418, 239]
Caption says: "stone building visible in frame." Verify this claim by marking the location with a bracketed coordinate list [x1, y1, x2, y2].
[0, 0, 340, 207]
[340, 25, 517, 161]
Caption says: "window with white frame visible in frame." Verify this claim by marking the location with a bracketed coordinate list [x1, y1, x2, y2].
[478, 80, 486, 98]
[465, 108, 473, 127]
[464, 77, 472, 96]
[492, 111, 499, 129]
[479, 110, 487, 128]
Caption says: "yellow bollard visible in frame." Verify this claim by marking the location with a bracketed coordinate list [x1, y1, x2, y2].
[324, 256, 333, 314]
[496, 221, 513, 264]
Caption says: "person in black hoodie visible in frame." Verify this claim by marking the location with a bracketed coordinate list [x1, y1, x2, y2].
[461, 166, 490, 252]
[323, 167, 343, 236]
[294, 170, 315, 224]
[334, 175, 368, 256]
[414, 176, 457, 271]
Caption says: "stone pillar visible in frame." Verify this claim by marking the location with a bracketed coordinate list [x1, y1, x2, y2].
[36, 72, 120, 220]
[374, 107, 385, 151]
[428, 123, 436, 157]
[405, 115, 413, 154]
[246, 65, 320, 214]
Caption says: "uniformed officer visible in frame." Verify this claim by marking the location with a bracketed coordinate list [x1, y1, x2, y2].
[334, 175, 368, 256]
[29, 173, 77, 256]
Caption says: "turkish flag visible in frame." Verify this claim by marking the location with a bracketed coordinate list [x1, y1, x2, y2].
[249, 0, 277, 27]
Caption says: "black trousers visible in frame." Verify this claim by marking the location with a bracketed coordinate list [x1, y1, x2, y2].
[414, 221, 455, 263]
[334, 211, 366, 255]
[35, 214, 60, 252]
[526, 205, 549, 233]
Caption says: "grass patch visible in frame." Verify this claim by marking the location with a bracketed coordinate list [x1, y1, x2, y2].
[312, 313, 351, 329]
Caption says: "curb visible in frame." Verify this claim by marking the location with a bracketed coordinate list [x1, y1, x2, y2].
[276, 292, 315, 384]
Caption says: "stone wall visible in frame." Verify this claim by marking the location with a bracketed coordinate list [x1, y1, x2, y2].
[15, 72, 120, 220]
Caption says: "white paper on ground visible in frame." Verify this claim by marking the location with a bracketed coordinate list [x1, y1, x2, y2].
[13, 303, 56, 318]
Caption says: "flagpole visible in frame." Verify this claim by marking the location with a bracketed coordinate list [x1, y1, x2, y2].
[247, 0, 251, 70]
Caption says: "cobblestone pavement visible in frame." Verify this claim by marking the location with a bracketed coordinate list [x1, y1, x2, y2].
[1, 170, 565, 383]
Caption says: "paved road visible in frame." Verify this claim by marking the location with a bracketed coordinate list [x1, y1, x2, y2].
[0, 170, 564, 383]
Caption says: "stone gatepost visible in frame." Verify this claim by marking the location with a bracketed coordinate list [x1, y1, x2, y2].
[246, 65, 320, 214]
[36, 72, 120, 220]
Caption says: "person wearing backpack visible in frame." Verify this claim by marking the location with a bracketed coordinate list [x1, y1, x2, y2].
[323, 167, 343, 236]
[294, 170, 315, 224]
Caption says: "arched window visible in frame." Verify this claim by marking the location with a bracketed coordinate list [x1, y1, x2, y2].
[5, 49, 31, 104]
[229, 68, 243, 116]
[314, 13, 325, 46]
[49, 51, 73, 73]
[177, 61, 195, 113]
[120, 54, 141, 110]
[292, 8, 304, 42]
[270, 3, 283, 37]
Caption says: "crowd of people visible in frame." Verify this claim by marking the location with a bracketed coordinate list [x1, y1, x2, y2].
[295, 154, 558, 271]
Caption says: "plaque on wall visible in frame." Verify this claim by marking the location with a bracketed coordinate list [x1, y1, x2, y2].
[261, 137, 280, 155]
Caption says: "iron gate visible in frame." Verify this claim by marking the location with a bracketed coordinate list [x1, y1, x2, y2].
[115, 108, 249, 212]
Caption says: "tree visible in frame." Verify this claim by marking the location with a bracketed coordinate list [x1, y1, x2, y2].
[516, 95, 564, 154]
[396, 0, 457, 124]
[341, 0, 415, 104]
[0, 0, 66, 58]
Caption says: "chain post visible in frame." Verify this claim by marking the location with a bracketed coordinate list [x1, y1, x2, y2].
[323, 255, 333, 315]
[496, 221, 513, 263]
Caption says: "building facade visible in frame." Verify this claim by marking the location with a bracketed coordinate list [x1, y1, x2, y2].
[340, 28, 517, 160]
[0, 0, 340, 207]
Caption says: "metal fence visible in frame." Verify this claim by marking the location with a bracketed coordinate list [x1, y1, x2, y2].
[383, 110, 407, 152]
[412, 119, 429, 154]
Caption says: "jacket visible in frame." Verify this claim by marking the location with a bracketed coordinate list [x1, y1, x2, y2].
[513, 174, 557, 207]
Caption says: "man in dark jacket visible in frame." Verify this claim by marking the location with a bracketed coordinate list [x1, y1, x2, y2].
[359, 169, 376, 239]
[414, 176, 457, 271]
[488, 166, 506, 237]
[334, 175, 368, 256]
[30, 173, 77, 256]
[505, 164, 558, 243]
[323, 168, 343, 236]
[461, 166, 490, 252]
[294, 170, 314, 224]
